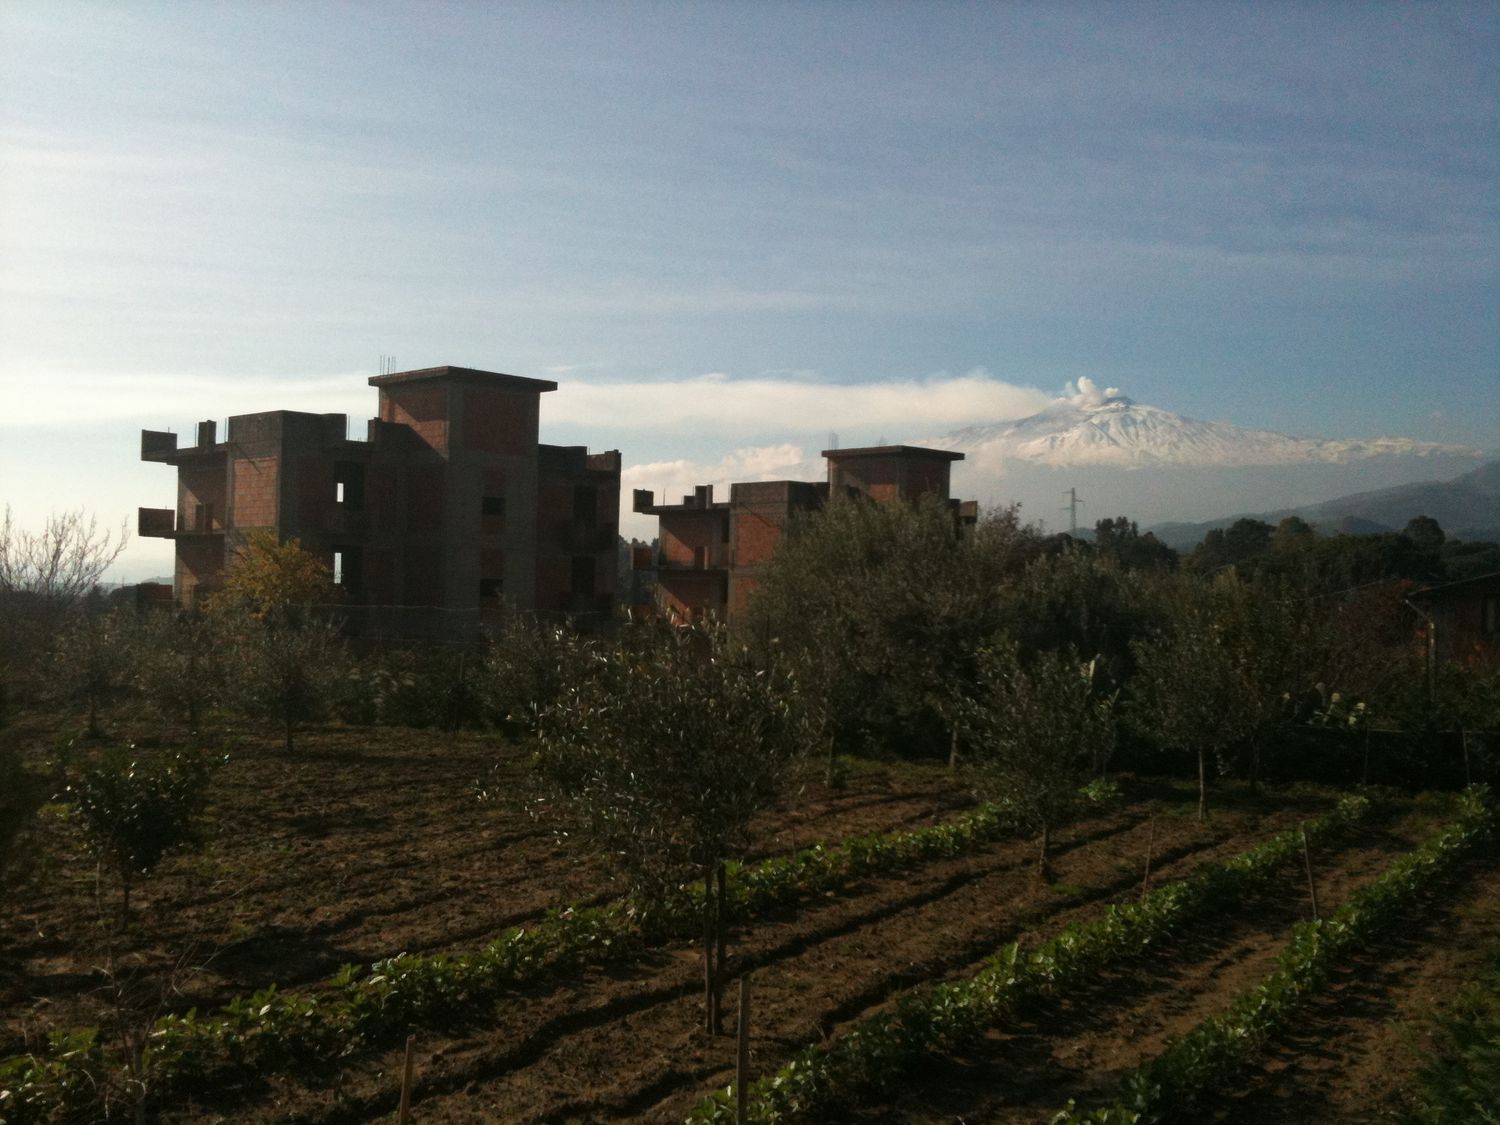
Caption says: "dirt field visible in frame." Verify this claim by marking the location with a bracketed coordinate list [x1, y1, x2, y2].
[2, 711, 1493, 1123]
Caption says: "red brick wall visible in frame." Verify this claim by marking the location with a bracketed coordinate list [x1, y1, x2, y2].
[660, 511, 727, 566]
[1432, 590, 1500, 667]
[833, 456, 899, 503]
[178, 538, 225, 600]
[461, 386, 537, 454]
[232, 457, 278, 527]
[380, 385, 449, 453]
[658, 571, 728, 622]
[179, 464, 226, 531]
[906, 458, 949, 500]
[732, 510, 786, 568]
[730, 574, 761, 622]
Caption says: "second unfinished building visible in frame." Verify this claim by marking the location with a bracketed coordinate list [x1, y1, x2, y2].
[632, 444, 976, 624]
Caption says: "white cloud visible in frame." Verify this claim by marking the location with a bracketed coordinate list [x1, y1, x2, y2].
[1062, 376, 1125, 408]
[553, 369, 1052, 434]
[1, 366, 1054, 439]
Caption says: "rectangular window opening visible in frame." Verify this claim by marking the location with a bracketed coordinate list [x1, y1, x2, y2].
[334, 461, 365, 509]
[333, 546, 362, 591]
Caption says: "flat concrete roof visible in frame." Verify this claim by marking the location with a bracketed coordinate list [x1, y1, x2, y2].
[369, 365, 559, 393]
[821, 444, 964, 461]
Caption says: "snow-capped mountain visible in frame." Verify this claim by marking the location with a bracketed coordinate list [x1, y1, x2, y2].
[934, 378, 1480, 468]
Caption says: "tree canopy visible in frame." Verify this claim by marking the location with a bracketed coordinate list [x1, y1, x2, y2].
[219, 531, 335, 621]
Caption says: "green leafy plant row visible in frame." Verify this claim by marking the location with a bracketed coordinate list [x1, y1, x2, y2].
[1406, 945, 1500, 1125]
[1052, 784, 1495, 1125]
[0, 786, 1073, 1122]
[687, 792, 1377, 1123]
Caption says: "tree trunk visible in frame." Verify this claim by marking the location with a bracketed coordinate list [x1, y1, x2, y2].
[284, 703, 295, 755]
[948, 728, 959, 774]
[1037, 823, 1052, 883]
[703, 866, 720, 1035]
[1197, 748, 1207, 823]
[1249, 738, 1260, 796]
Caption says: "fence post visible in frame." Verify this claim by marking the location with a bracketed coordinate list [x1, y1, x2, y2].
[1301, 825, 1320, 922]
[398, 1034, 414, 1124]
[736, 975, 752, 1125]
[1140, 816, 1156, 901]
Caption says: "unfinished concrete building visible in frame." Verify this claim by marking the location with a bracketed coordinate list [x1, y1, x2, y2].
[632, 445, 975, 624]
[139, 366, 621, 625]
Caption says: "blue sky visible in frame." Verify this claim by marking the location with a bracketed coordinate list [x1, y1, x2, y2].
[1, 1, 1496, 577]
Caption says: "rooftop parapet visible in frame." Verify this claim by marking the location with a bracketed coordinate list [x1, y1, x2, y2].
[141, 430, 178, 459]
[820, 444, 965, 462]
[632, 484, 730, 515]
[368, 365, 559, 393]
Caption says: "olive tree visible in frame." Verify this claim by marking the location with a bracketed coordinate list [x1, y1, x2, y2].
[218, 529, 335, 621]
[68, 748, 213, 920]
[0, 729, 46, 890]
[217, 533, 343, 752]
[130, 608, 224, 734]
[532, 622, 801, 1034]
[50, 608, 134, 739]
[483, 615, 584, 731]
[226, 612, 342, 754]
[958, 639, 1115, 879]
[1129, 583, 1257, 821]
[744, 496, 1038, 767]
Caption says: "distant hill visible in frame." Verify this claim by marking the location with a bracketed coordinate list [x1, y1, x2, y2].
[1147, 460, 1500, 551]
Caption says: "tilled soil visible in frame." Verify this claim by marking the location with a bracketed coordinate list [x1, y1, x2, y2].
[8, 712, 1482, 1125]
[2, 717, 969, 1054]
[1204, 859, 1500, 1124]
[859, 812, 1443, 1123]
[201, 795, 1355, 1123]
